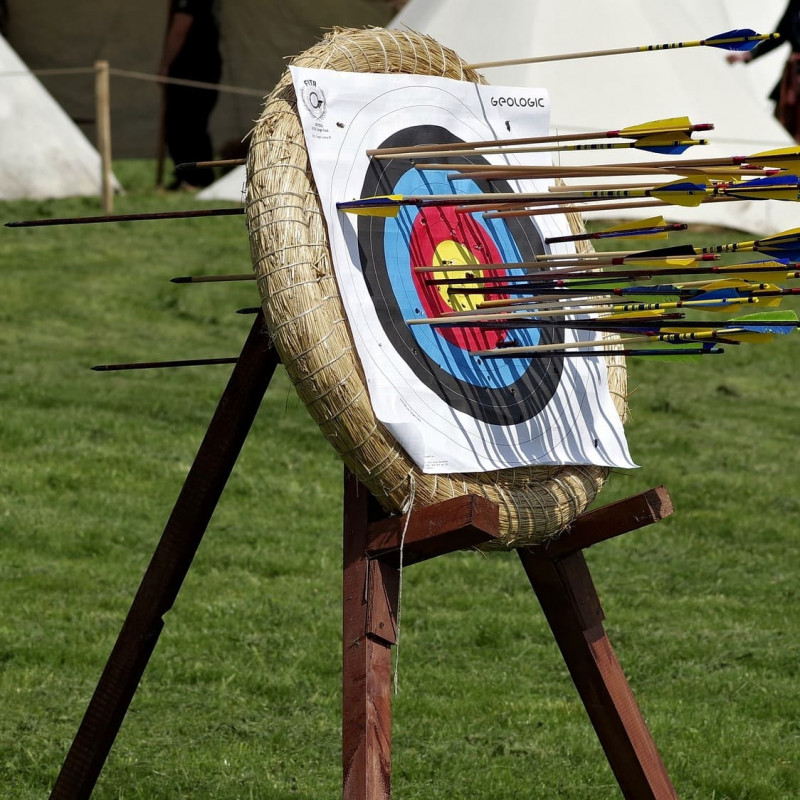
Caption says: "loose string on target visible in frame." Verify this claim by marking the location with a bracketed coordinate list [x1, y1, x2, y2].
[393, 473, 416, 695]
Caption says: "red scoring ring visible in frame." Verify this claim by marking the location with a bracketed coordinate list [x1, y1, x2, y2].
[409, 206, 510, 352]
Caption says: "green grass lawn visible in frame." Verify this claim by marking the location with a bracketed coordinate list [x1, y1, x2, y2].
[1, 163, 799, 799]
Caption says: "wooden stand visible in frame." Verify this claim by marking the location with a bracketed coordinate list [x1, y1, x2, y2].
[48, 311, 680, 799]
[342, 474, 678, 800]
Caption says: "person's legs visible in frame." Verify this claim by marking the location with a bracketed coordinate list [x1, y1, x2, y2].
[164, 84, 219, 187]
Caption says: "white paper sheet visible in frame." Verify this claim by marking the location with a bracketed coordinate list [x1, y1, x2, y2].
[291, 66, 636, 473]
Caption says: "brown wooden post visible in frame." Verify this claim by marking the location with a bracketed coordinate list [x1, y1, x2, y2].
[94, 60, 113, 214]
[342, 472, 397, 800]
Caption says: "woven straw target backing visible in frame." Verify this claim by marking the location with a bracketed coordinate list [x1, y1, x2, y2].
[246, 27, 628, 547]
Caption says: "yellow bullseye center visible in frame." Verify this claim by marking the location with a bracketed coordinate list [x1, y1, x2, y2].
[431, 240, 485, 312]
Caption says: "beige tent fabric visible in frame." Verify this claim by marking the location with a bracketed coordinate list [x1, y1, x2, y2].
[0, 33, 110, 199]
[5, 0, 394, 157]
[390, 0, 797, 236]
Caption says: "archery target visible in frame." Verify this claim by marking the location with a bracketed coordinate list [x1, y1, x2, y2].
[247, 27, 634, 543]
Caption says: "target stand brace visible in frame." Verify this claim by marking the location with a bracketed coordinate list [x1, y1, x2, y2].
[47, 312, 678, 800]
[345, 472, 677, 800]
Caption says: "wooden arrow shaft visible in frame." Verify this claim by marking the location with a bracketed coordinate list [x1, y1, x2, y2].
[6, 208, 244, 228]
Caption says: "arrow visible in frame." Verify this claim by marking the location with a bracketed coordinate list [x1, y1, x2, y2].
[470, 314, 796, 357]
[92, 357, 239, 371]
[366, 117, 713, 158]
[504, 346, 725, 359]
[449, 264, 800, 290]
[407, 296, 759, 327]
[439, 145, 800, 180]
[698, 227, 800, 259]
[440, 162, 780, 183]
[440, 312, 800, 335]
[412, 251, 715, 274]
[471, 333, 725, 357]
[447, 278, 778, 304]
[530, 243, 704, 262]
[463, 29, 778, 69]
[338, 179, 712, 217]
[719, 174, 800, 201]
[544, 217, 687, 245]
[5, 207, 244, 228]
[476, 180, 798, 219]
[425, 264, 799, 295]
[365, 135, 709, 161]
[511, 175, 798, 211]
[546, 175, 800, 202]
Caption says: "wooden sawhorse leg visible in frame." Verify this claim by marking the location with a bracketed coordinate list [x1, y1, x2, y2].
[519, 487, 677, 800]
[342, 481, 678, 800]
[48, 313, 279, 800]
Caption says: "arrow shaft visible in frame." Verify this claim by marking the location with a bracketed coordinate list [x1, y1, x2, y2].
[511, 347, 723, 359]
[409, 297, 754, 326]
[6, 208, 244, 228]
[171, 273, 255, 283]
[92, 357, 239, 371]
[366, 121, 714, 157]
[369, 139, 705, 161]
[463, 33, 775, 69]
[544, 222, 687, 244]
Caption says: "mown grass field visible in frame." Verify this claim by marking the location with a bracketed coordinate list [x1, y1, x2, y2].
[2, 163, 799, 799]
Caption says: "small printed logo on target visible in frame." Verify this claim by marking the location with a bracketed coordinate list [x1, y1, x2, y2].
[301, 79, 327, 120]
[490, 95, 546, 108]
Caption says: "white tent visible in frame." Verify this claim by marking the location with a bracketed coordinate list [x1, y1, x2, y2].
[389, 0, 796, 235]
[198, 166, 246, 204]
[0, 34, 110, 200]
[201, 0, 800, 235]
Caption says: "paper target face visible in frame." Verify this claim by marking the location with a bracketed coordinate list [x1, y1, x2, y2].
[292, 67, 635, 473]
[358, 124, 564, 427]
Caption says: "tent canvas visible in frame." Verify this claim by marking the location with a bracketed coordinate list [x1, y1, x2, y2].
[3, 0, 395, 160]
[0, 33, 111, 200]
[205, 1, 800, 235]
[387, 0, 797, 235]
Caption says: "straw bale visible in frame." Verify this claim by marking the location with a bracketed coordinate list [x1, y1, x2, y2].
[246, 26, 628, 546]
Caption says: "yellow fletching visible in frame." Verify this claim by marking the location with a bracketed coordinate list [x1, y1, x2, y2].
[726, 331, 775, 344]
[747, 147, 800, 168]
[620, 117, 692, 138]
[717, 270, 793, 284]
[629, 257, 699, 269]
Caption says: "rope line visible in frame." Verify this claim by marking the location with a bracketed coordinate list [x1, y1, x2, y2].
[0, 65, 267, 97]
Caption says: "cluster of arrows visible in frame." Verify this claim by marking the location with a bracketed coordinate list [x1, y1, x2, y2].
[333, 28, 800, 362]
[328, 28, 800, 362]
[337, 122, 800, 360]
[6, 26, 800, 368]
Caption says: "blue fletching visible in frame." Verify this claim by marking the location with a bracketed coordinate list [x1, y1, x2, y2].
[639, 142, 695, 155]
[745, 175, 800, 189]
[724, 175, 800, 200]
[660, 181, 708, 195]
[732, 310, 799, 335]
[736, 323, 795, 335]
[705, 28, 763, 51]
